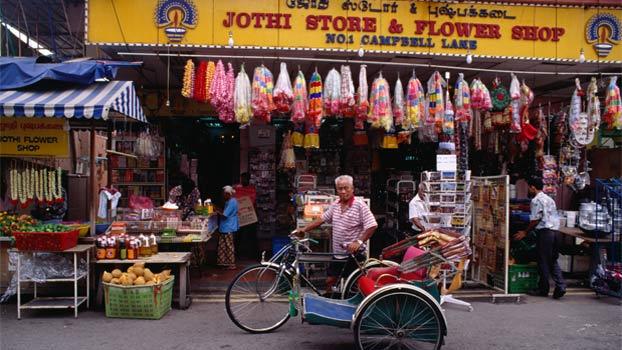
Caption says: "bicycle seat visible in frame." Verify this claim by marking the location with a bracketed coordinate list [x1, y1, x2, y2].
[358, 246, 428, 296]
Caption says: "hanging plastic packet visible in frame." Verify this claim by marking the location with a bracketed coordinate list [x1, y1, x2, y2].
[273, 62, 294, 114]
[355, 65, 369, 130]
[251, 65, 275, 122]
[426, 71, 445, 133]
[405, 74, 424, 131]
[443, 90, 455, 136]
[604, 76, 621, 129]
[339, 65, 355, 117]
[234, 65, 252, 126]
[393, 76, 405, 128]
[323, 68, 341, 116]
[290, 70, 308, 124]
[509, 73, 522, 133]
[369, 73, 393, 132]
[586, 77, 601, 134]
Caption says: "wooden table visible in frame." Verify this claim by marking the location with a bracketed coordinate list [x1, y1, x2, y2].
[11, 244, 93, 319]
[94, 252, 192, 309]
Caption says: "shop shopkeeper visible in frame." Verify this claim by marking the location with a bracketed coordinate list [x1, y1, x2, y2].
[216, 186, 239, 269]
[168, 173, 200, 220]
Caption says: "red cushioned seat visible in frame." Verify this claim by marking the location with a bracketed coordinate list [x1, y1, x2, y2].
[357, 246, 428, 296]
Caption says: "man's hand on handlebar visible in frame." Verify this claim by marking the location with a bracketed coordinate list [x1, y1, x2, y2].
[290, 229, 305, 238]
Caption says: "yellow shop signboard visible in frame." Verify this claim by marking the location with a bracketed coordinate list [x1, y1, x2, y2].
[0, 118, 69, 157]
[86, 0, 622, 62]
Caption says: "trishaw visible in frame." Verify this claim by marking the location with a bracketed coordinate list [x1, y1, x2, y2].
[225, 230, 471, 350]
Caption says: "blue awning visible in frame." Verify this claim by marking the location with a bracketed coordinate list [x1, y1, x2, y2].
[0, 81, 146, 122]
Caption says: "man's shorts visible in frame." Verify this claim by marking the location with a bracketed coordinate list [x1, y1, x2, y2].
[327, 253, 367, 278]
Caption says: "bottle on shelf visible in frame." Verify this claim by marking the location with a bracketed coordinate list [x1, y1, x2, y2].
[96, 237, 107, 260]
[119, 237, 127, 260]
[150, 234, 158, 255]
[105, 236, 117, 259]
[139, 234, 151, 257]
[127, 239, 137, 260]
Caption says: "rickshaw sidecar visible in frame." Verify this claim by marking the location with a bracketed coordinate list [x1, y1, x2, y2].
[303, 281, 447, 350]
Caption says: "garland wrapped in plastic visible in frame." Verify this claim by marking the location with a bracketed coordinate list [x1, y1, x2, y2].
[218, 62, 235, 123]
[369, 73, 393, 132]
[234, 65, 252, 126]
[604, 76, 621, 129]
[393, 76, 405, 128]
[355, 65, 369, 130]
[509, 73, 522, 133]
[323, 68, 341, 116]
[586, 77, 601, 133]
[404, 75, 424, 130]
[443, 89, 455, 136]
[251, 65, 275, 122]
[181, 59, 195, 99]
[339, 65, 355, 117]
[291, 70, 308, 124]
[273, 62, 294, 113]
[305, 70, 323, 148]
[454, 73, 471, 122]
[470, 78, 492, 150]
[426, 71, 445, 133]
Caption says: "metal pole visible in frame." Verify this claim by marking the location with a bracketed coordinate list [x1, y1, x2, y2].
[90, 120, 97, 236]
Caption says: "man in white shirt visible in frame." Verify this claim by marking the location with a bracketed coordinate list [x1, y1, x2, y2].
[409, 183, 428, 234]
[514, 177, 566, 299]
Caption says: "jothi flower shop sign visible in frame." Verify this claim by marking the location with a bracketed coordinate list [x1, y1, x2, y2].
[86, 0, 621, 62]
[0, 118, 69, 157]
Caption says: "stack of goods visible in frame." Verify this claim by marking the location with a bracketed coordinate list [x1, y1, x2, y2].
[95, 233, 158, 260]
[102, 263, 172, 287]
[542, 155, 559, 197]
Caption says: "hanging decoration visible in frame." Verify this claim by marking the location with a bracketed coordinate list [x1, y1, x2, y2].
[453, 73, 471, 123]
[234, 65, 252, 126]
[251, 65, 275, 122]
[279, 131, 296, 169]
[291, 70, 308, 124]
[534, 107, 547, 168]
[443, 89, 455, 136]
[323, 68, 341, 116]
[339, 65, 356, 117]
[192, 61, 208, 103]
[217, 62, 235, 123]
[426, 71, 445, 133]
[517, 80, 537, 142]
[470, 78, 492, 150]
[586, 77, 601, 134]
[393, 76, 405, 128]
[604, 76, 621, 129]
[204, 61, 216, 103]
[209, 60, 229, 120]
[273, 62, 294, 114]
[369, 72, 393, 132]
[181, 59, 195, 99]
[569, 78, 595, 146]
[404, 73, 424, 131]
[305, 70, 323, 148]
[355, 65, 369, 130]
[509, 73, 522, 133]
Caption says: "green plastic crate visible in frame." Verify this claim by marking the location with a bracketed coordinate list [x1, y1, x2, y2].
[508, 264, 539, 294]
[103, 277, 174, 319]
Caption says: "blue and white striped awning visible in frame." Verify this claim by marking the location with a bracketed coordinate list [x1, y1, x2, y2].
[0, 81, 146, 122]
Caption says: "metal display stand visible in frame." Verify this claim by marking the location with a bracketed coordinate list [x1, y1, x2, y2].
[14, 244, 93, 319]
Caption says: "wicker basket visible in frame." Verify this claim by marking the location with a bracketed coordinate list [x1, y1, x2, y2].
[103, 277, 174, 319]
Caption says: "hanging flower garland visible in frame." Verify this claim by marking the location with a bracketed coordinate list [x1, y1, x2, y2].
[369, 73, 393, 132]
[355, 65, 369, 130]
[42, 168, 48, 203]
[339, 65, 355, 117]
[404, 75, 424, 131]
[323, 68, 341, 116]
[443, 89, 455, 136]
[426, 71, 445, 133]
[291, 70, 308, 124]
[470, 78, 492, 151]
[9, 169, 18, 205]
[251, 65, 275, 122]
[209, 60, 226, 111]
[204, 61, 216, 103]
[604, 76, 621, 129]
[55, 167, 64, 202]
[234, 65, 252, 126]
[307, 70, 323, 125]
[181, 59, 195, 99]
[211, 60, 235, 123]
[193, 61, 208, 103]
[273, 62, 294, 114]
[393, 76, 405, 128]
[454, 73, 471, 123]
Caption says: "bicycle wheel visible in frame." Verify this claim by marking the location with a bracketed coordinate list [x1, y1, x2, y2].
[342, 260, 400, 299]
[225, 264, 293, 333]
[353, 288, 445, 350]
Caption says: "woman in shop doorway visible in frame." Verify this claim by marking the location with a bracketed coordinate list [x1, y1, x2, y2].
[216, 185, 239, 269]
[168, 173, 201, 221]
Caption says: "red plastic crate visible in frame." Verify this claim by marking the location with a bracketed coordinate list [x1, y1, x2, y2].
[13, 229, 79, 251]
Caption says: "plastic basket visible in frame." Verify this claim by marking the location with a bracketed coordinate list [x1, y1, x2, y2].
[103, 277, 175, 319]
[508, 264, 539, 293]
[13, 229, 79, 251]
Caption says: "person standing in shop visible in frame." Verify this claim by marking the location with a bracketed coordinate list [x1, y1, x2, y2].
[168, 173, 201, 221]
[513, 177, 566, 299]
[294, 175, 378, 295]
[216, 185, 239, 270]
[409, 183, 429, 235]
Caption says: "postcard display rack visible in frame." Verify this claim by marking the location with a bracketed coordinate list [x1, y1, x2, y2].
[420, 171, 473, 233]
[250, 148, 277, 239]
[471, 175, 510, 294]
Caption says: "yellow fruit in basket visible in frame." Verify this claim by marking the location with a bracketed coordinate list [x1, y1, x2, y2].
[143, 268, 154, 281]
[111, 269, 122, 278]
[133, 267, 144, 277]
[145, 280, 155, 286]
[120, 275, 131, 286]
[128, 272, 137, 280]
[102, 271, 113, 283]
[133, 262, 145, 269]
[134, 277, 146, 285]
[161, 269, 171, 277]
[127, 266, 135, 274]
[111, 278, 120, 284]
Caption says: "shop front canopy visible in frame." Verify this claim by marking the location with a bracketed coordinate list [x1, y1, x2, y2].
[0, 80, 146, 122]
